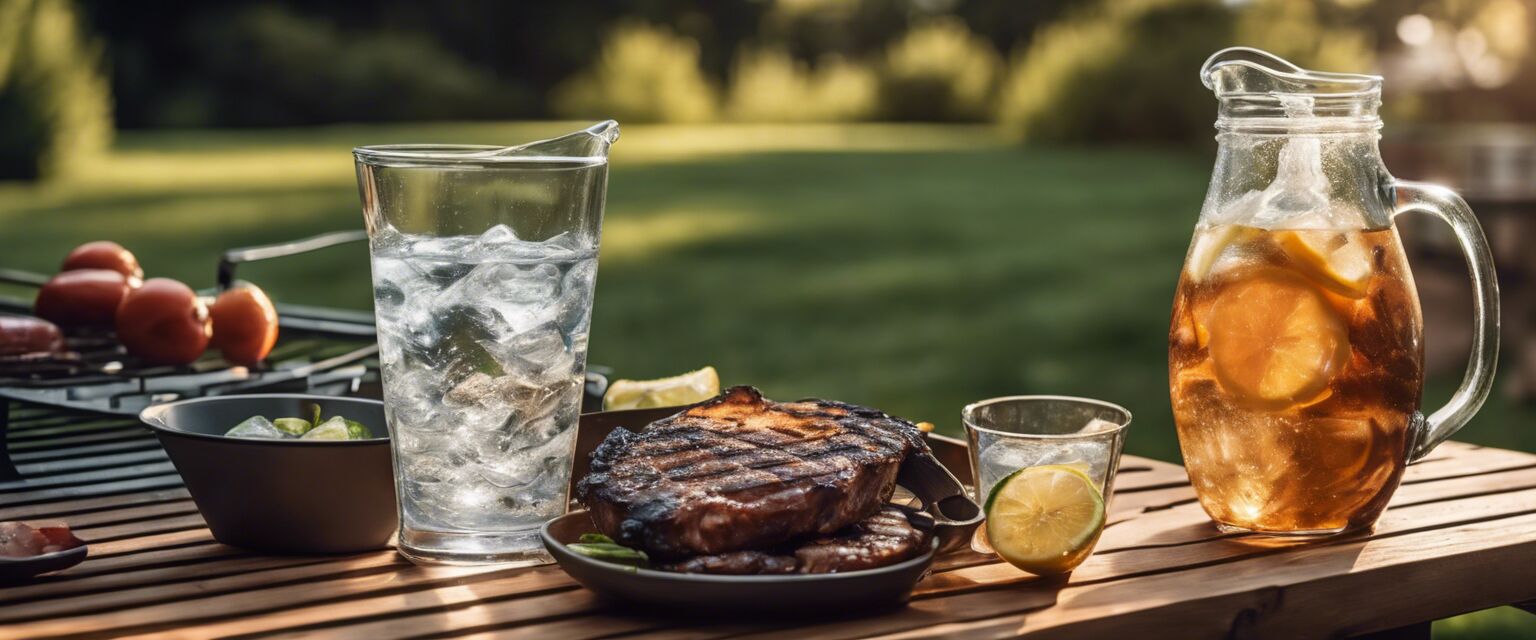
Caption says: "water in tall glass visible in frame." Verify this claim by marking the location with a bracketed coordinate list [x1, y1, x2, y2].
[356, 122, 617, 565]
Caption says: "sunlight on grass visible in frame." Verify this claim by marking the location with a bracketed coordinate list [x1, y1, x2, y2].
[76, 150, 353, 193]
[601, 208, 763, 263]
[1435, 607, 1536, 639]
[0, 123, 1004, 200]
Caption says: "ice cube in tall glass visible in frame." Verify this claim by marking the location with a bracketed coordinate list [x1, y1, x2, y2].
[356, 122, 617, 566]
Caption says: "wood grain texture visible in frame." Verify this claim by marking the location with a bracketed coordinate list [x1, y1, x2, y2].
[1, 426, 1533, 640]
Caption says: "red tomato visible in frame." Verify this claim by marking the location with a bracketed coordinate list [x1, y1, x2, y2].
[62, 241, 143, 280]
[34, 269, 138, 328]
[115, 278, 211, 365]
[210, 283, 279, 366]
[34, 522, 84, 553]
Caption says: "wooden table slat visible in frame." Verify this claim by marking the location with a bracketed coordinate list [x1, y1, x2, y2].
[0, 487, 191, 521]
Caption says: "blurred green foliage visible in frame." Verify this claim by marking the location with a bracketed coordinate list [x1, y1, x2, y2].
[878, 17, 1002, 122]
[996, 0, 1377, 145]
[726, 47, 876, 122]
[552, 21, 718, 124]
[179, 5, 526, 127]
[25, 0, 1520, 138]
[0, 0, 110, 180]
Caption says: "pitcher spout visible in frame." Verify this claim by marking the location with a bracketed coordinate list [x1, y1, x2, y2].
[487, 120, 620, 162]
[1201, 47, 1381, 129]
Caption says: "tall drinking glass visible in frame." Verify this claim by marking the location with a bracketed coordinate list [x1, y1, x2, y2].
[355, 121, 618, 565]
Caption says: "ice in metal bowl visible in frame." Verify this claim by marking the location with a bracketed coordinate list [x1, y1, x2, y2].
[140, 394, 396, 554]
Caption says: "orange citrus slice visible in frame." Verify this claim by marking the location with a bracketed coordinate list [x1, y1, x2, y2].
[1207, 272, 1349, 407]
[1276, 230, 1372, 298]
[1309, 417, 1377, 481]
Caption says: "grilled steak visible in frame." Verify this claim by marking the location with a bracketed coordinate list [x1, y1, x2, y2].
[661, 549, 799, 575]
[660, 505, 933, 574]
[576, 386, 926, 557]
[794, 504, 932, 573]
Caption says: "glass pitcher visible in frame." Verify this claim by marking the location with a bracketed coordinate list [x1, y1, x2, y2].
[356, 121, 617, 565]
[1168, 49, 1499, 536]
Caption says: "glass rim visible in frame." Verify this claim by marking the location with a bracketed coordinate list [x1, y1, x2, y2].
[353, 144, 609, 167]
[960, 395, 1132, 440]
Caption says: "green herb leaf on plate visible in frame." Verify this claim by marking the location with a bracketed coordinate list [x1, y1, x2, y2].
[568, 541, 648, 567]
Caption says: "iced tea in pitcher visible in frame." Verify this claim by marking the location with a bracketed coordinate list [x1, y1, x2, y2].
[1169, 224, 1422, 533]
[1170, 48, 1499, 536]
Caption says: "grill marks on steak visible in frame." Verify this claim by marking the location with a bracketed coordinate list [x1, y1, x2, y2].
[660, 506, 933, 574]
[576, 386, 926, 557]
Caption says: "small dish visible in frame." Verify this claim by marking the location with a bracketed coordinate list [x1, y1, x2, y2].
[0, 545, 88, 583]
[140, 394, 396, 554]
[543, 510, 937, 613]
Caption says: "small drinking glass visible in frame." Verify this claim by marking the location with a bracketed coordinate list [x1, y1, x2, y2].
[962, 396, 1132, 508]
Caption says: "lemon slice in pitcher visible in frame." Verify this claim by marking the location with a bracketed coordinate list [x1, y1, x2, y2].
[1207, 272, 1349, 407]
[1277, 230, 1371, 298]
[603, 366, 720, 410]
[1186, 224, 1259, 282]
[985, 465, 1106, 576]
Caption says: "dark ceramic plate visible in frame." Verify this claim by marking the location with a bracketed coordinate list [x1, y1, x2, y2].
[0, 545, 87, 584]
[543, 510, 938, 613]
[140, 394, 397, 554]
[550, 405, 985, 612]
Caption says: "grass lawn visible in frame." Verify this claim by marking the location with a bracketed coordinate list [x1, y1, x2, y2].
[1, 122, 1532, 636]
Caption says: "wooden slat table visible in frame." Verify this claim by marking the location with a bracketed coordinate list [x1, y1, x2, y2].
[4, 405, 1536, 639]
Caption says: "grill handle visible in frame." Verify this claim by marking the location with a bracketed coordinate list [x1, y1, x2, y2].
[218, 230, 369, 290]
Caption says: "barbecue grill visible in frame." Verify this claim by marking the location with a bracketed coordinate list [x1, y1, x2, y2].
[0, 230, 610, 481]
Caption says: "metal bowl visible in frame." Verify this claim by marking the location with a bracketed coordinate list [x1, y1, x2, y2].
[139, 394, 396, 554]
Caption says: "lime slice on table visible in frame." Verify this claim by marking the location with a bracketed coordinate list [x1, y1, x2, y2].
[302, 417, 351, 440]
[985, 465, 1106, 576]
[603, 366, 720, 411]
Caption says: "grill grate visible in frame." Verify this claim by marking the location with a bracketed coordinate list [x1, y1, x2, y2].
[0, 230, 610, 481]
[0, 230, 383, 417]
[0, 330, 379, 417]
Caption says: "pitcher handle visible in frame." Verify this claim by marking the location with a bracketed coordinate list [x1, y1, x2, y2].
[1391, 180, 1500, 462]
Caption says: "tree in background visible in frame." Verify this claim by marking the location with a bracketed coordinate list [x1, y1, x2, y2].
[878, 17, 1002, 121]
[726, 47, 877, 122]
[0, 0, 111, 181]
[552, 21, 718, 123]
[995, 0, 1377, 145]
[31, 0, 1536, 138]
[179, 5, 523, 127]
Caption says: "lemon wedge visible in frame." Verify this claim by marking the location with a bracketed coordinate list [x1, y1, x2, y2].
[603, 366, 720, 411]
[1276, 230, 1372, 298]
[1207, 272, 1349, 407]
[1185, 224, 1258, 283]
[984, 465, 1106, 576]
